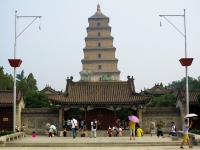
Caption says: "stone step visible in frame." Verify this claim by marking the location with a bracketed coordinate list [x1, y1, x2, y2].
[4, 136, 182, 147]
[6, 142, 181, 147]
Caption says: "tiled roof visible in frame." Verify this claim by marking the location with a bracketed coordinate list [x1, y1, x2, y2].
[40, 86, 62, 95]
[0, 90, 22, 106]
[142, 84, 169, 95]
[49, 78, 151, 105]
[178, 89, 200, 105]
[89, 4, 108, 19]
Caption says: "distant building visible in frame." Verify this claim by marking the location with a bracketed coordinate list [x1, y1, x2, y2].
[0, 90, 24, 130]
[40, 85, 62, 96]
[141, 83, 169, 97]
[176, 89, 200, 129]
[80, 4, 120, 82]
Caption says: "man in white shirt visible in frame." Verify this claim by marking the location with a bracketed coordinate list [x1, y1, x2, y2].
[91, 119, 97, 138]
[71, 117, 78, 139]
[169, 122, 176, 136]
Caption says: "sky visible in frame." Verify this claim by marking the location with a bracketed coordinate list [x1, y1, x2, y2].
[0, 0, 200, 92]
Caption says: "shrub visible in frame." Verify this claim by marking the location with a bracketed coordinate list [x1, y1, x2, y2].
[0, 131, 13, 136]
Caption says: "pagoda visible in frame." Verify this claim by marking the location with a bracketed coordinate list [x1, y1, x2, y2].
[80, 4, 120, 81]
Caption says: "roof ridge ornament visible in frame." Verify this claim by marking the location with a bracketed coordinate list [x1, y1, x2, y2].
[96, 4, 101, 15]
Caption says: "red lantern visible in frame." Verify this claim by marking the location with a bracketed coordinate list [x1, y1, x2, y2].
[8, 59, 22, 67]
[179, 58, 193, 66]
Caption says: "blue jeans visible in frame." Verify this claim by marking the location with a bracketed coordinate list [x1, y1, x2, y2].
[72, 128, 76, 138]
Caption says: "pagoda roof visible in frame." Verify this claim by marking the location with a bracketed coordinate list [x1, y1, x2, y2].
[48, 76, 151, 105]
[89, 4, 109, 19]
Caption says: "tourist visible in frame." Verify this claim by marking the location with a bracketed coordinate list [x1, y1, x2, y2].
[63, 128, 67, 137]
[71, 116, 78, 139]
[107, 126, 112, 137]
[115, 119, 120, 136]
[169, 121, 177, 136]
[91, 119, 97, 138]
[156, 121, 164, 137]
[21, 124, 25, 132]
[15, 125, 20, 132]
[81, 126, 88, 137]
[49, 127, 53, 137]
[118, 127, 123, 137]
[136, 125, 143, 137]
[150, 122, 156, 136]
[32, 131, 37, 138]
[180, 118, 193, 149]
[129, 120, 135, 140]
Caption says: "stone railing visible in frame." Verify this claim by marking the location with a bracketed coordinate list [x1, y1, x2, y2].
[0, 132, 25, 146]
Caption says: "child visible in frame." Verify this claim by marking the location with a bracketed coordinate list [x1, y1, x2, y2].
[32, 131, 36, 138]
[107, 126, 112, 137]
[136, 125, 143, 137]
[63, 128, 67, 137]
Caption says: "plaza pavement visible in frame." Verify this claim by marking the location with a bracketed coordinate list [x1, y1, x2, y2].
[1, 146, 200, 150]
[1, 133, 199, 150]
[3, 134, 199, 149]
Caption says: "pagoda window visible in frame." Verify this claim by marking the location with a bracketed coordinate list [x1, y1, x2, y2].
[98, 53, 101, 58]
[97, 22, 101, 27]
[98, 42, 101, 47]
[98, 65, 102, 70]
[97, 32, 101, 36]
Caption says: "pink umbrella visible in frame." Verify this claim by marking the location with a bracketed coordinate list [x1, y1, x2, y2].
[128, 115, 139, 123]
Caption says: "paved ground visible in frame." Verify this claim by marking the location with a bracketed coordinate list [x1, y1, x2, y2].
[2, 134, 199, 149]
[8, 135, 181, 143]
[0, 146, 200, 150]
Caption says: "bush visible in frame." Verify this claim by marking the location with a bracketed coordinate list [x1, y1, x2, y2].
[0, 131, 13, 136]
[189, 129, 200, 135]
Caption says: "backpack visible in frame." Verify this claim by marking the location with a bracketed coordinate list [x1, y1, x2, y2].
[93, 122, 97, 129]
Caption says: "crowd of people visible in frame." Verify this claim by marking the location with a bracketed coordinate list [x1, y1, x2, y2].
[44, 118, 180, 139]
[32, 115, 194, 149]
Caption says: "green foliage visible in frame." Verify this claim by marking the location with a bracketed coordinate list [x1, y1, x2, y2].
[26, 73, 37, 91]
[0, 67, 13, 90]
[167, 76, 200, 91]
[189, 129, 200, 135]
[0, 131, 13, 136]
[25, 91, 50, 108]
[16, 70, 38, 96]
[148, 93, 176, 107]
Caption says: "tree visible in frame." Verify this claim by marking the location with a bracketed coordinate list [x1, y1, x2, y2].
[167, 76, 200, 91]
[16, 70, 38, 96]
[148, 93, 176, 107]
[26, 73, 37, 92]
[16, 70, 28, 95]
[25, 91, 50, 108]
[0, 67, 13, 90]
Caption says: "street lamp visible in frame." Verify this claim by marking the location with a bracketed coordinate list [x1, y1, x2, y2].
[159, 9, 193, 116]
[8, 10, 41, 132]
